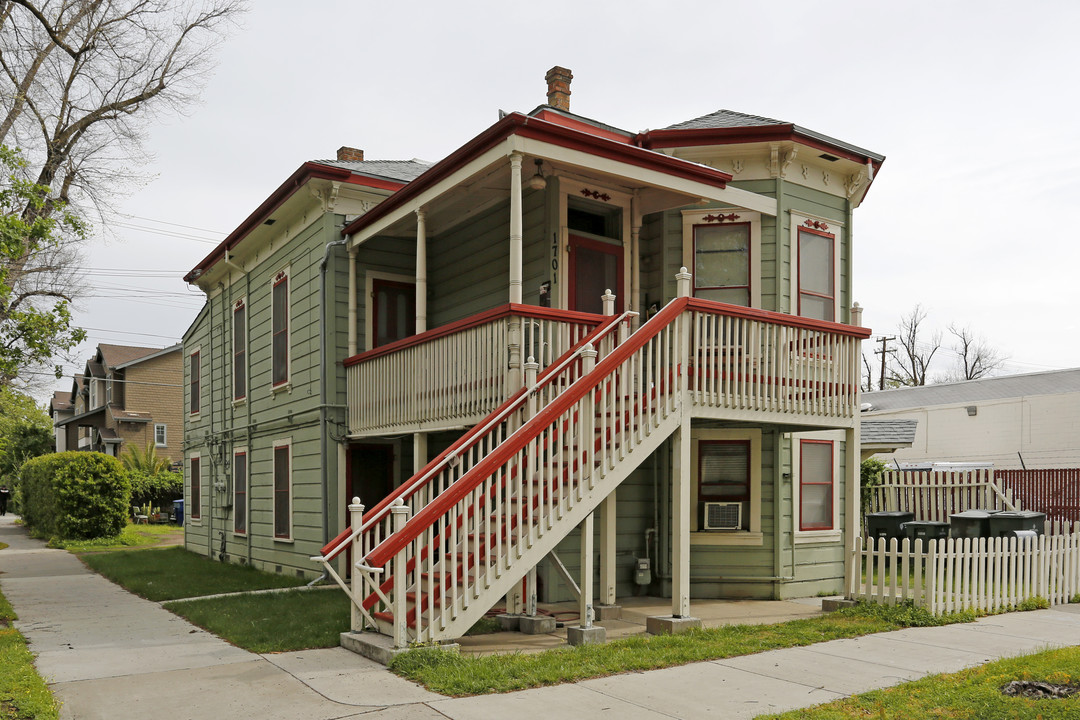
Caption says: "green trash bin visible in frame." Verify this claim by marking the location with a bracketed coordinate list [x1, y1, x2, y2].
[949, 510, 993, 539]
[904, 521, 950, 544]
[989, 511, 1045, 537]
[866, 511, 913, 544]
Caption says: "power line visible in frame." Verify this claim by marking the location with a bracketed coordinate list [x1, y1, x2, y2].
[118, 214, 226, 236]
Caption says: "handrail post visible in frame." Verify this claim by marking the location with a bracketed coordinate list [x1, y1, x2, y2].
[602, 289, 615, 317]
[390, 500, 411, 648]
[348, 497, 365, 632]
[676, 266, 692, 299]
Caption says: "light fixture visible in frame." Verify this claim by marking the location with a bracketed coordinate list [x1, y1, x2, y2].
[526, 158, 547, 191]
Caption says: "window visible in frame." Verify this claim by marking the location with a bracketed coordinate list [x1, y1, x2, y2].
[798, 227, 835, 321]
[233, 450, 247, 535]
[189, 350, 201, 415]
[799, 440, 834, 530]
[273, 442, 291, 539]
[189, 455, 201, 520]
[698, 441, 750, 502]
[693, 223, 750, 306]
[233, 298, 247, 401]
[372, 278, 415, 348]
[690, 428, 763, 544]
[154, 424, 167, 447]
[272, 270, 289, 387]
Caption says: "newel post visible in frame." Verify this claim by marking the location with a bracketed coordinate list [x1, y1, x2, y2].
[851, 302, 863, 327]
[348, 497, 365, 632]
[390, 499, 411, 648]
[676, 266, 692, 298]
[602, 289, 615, 316]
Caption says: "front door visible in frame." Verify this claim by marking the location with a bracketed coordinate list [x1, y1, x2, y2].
[371, 279, 416, 348]
[568, 235, 623, 314]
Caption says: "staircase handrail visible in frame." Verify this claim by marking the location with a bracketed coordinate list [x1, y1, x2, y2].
[314, 308, 635, 563]
[686, 297, 872, 339]
[363, 296, 690, 568]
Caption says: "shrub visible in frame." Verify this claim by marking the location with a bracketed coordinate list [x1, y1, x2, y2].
[128, 469, 183, 509]
[20, 451, 130, 540]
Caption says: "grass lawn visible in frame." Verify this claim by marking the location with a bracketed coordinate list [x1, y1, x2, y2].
[0, 590, 59, 720]
[757, 646, 1080, 719]
[165, 589, 350, 653]
[53, 522, 179, 552]
[389, 603, 979, 696]
[79, 546, 307, 601]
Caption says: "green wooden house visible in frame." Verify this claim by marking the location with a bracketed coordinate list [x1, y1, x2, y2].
[183, 66, 883, 648]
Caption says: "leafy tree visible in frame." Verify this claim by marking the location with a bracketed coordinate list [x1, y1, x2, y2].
[0, 385, 52, 482]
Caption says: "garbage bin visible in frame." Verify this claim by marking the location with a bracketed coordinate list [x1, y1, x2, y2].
[866, 511, 914, 544]
[949, 510, 993, 539]
[173, 499, 184, 526]
[989, 511, 1046, 537]
[904, 520, 950, 544]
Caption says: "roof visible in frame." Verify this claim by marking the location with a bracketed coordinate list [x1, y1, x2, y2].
[863, 368, 1080, 413]
[86, 360, 105, 378]
[50, 391, 72, 412]
[313, 159, 432, 183]
[665, 109, 788, 131]
[861, 419, 919, 446]
[112, 343, 181, 370]
[98, 344, 161, 368]
[110, 409, 152, 423]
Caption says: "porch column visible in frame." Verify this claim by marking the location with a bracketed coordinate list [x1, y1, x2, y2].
[509, 152, 523, 304]
[599, 493, 617, 607]
[671, 412, 691, 618]
[415, 208, 427, 333]
[567, 510, 605, 645]
[347, 247, 358, 356]
[844, 422, 861, 593]
[630, 192, 642, 328]
[413, 432, 428, 504]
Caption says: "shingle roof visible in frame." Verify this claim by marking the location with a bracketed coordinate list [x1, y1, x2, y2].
[315, 159, 433, 184]
[862, 419, 918, 446]
[111, 409, 152, 422]
[863, 368, 1080, 413]
[98, 344, 161, 368]
[50, 391, 72, 412]
[665, 109, 788, 131]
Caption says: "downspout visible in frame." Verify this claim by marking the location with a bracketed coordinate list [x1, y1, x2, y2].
[319, 231, 351, 555]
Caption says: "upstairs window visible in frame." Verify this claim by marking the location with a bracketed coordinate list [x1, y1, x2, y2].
[694, 223, 750, 306]
[189, 350, 200, 415]
[798, 227, 835, 321]
[154, 424, 167, 447]
[233, 298, 247, 400]
[272, 270, 289, 387]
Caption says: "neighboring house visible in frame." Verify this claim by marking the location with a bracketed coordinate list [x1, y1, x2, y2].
[862, 368, 1080, 469]
[183, 67, 882, 635]
[860, 418, 918, 461]
[53, 344, 184, 462]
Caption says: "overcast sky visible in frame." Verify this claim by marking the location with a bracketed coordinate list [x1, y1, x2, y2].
[51, 0, 1080, 400]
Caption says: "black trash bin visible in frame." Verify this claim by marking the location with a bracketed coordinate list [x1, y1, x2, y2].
[904, 520, 950, 545]
[174, 499, 184, 526]
[949, 510, 994, 539]
[989, 511, 1046, 537]
[866, 511, 914, 544]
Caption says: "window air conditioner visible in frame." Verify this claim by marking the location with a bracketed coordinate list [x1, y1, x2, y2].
[704, 502, 742, 531]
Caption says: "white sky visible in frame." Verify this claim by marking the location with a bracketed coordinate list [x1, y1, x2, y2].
[51, 0, 1080, 399]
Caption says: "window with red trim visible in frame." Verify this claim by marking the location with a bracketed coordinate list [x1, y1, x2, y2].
[189, 351, 200, 414]
[693, 223, 750, 306]
[189, 456, 201, 520]
[272, 272, 289, 386]
[698, 440, 750, 502]
[233, 299, 246, 400]
[273, 444, 291, 539]
[233, 451, 247, 535]
[797, 227, 835, 322]
[799, 440, 833, 530]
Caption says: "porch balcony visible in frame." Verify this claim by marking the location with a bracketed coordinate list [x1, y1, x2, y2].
[345, 296, 868, 439]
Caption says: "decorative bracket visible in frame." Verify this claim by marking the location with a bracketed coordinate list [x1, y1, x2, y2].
[702, 212, 741, 223]
[802, 219, 831, 232]
[781, 147, 797, 177]
[580, 187, 611, 202]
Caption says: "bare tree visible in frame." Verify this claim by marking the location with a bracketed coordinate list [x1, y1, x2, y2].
[889, 304, 941, 387]
[944, 324, 1006, 381]
[0, 0, 244, 385]
[861, 352, 876, 393]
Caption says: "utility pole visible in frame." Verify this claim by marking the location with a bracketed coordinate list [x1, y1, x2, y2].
[875, 336, 896, 390]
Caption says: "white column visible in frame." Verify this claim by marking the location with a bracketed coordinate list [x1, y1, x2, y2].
[415, 208, 427, 333]
[580, 511, 595, 628]
[390, 500, 411, 648]
[845, 422, 861, 588]
[509, 152, 524, 304]
[413, 432, 428, 504]
[347, 247, 358, 356]
[672, 412, 691, 618]
[600, 493, 617, 605]
[348, 497, 365, 632]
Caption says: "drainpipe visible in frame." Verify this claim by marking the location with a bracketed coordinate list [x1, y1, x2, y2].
[320, 232, 351, 549]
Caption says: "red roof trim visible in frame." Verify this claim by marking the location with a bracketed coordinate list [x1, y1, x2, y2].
[341, 113, 732, 238]
[184, 163, 407, 283]
[531, 109, 634, 143]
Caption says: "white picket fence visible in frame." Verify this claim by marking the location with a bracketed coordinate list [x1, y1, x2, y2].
[866, 469, 1019, 522]
[848, 521, 1080, 614]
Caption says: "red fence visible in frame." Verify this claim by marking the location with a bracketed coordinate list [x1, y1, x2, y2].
[997, 469, 1080, 523]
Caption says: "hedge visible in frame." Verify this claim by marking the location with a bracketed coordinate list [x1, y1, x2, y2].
[20, 452, 130, 540]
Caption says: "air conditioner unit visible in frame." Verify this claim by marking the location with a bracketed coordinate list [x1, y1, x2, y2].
[704, 502, 742, 530]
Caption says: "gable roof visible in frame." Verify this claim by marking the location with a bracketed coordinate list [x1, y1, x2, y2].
[863, 368, 1080, 413]
[861, 419, 919, 446]
[314, 158, 432, 183]
[98, 344, 161, 368]
[51, 391, 73, 413]
[665, 109, 789, 131]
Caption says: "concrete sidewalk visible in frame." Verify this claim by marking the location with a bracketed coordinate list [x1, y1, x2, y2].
[3, 514, 1080, 720]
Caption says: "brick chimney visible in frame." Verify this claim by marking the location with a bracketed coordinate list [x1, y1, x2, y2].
[336, 146, 364, 162]
[545, 66, 573, 111]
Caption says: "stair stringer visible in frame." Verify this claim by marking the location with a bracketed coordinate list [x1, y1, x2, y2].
[415, 407, 685, 643]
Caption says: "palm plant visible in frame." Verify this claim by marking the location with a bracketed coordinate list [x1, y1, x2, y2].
[121, 442, 171, 474]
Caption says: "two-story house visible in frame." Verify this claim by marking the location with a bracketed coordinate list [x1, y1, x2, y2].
[183, 67, 881, 647]
[53, 343, 183, 462]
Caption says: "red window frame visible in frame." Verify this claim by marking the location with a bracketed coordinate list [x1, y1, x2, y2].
[233, 299, 246, 401]
[189, 456, 201, 520]
[698, 439, 751, 503]
[693, 222, 751, 305]
[272, 271, 289, 387]
[797, 227, 835, 321]
[233, 451, 247, 535]
[799, 439, 834, 531]
[189, 351, 200, 415]
[273, 444, 291, 539]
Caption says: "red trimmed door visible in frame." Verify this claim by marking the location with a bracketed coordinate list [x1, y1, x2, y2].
[372, 279, 416, 347]
[568, 235, 623, 314]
